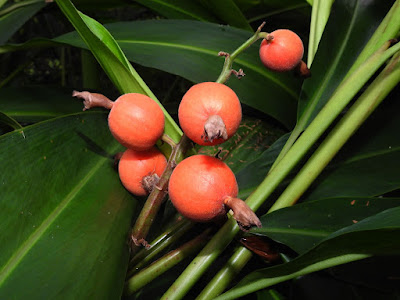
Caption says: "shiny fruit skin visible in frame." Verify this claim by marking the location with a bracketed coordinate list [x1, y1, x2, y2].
[168, 155, 238, 222]
[259, 29, 304, 72]
[108, 93, 165, 151]
[178, 82, 242, 146]
[118, 147, 167, 196]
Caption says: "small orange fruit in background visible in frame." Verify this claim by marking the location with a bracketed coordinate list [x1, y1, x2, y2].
[178, 82, 242, 146]
[118, 147, 167, 196]
[259, 29, 304, 72]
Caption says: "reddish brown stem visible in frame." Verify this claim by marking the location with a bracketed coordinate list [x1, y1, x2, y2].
[130, 134, 192, 252]
[295, 60, 311, 78]
[142, 174, 161, 195]
[72, 90, 114, 110]
[224, 196, 261, 231]
[202, 115, 228, 143]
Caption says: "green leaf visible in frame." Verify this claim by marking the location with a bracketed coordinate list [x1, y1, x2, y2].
[303, 95, 400, 201]
[298, 0, 394, 127]
[196, 0, 253, 31]
[55, 19, 302, 129]
[216, 206, 400, 300]
[0, 0, 46, 44]
[0, 111, 24, 135]
[197, 117, 285, 174]
[307, 0, 334, 66]
[134, 0, 219, 22]
[54, 0, 182, 143]
[252, 197, 400, 254]
[0, 86, 84, 123]
[0, 112, 135, 298]
[0, 37, 58, 54]
[235, 133, 290, 198]
[242, 0, 310, 23]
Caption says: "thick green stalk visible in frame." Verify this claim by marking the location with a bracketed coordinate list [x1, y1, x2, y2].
[272, 0, 400, 168]
[214, 254, 370, 300]
[125, 229, 210, 295]
[197, 45, 400, 300]
[161, 219, 239, 300]
[161, 41, 400, 300]
[246, 40, 400, 212]
[196, 247, 252, 300]
[128, 218, 193, 276]
[346, 0, 400, 76]
[272, 51, 400, 210]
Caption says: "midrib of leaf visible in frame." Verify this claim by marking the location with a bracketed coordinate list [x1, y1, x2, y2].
[257, 227, 330, 238]
[119, 40, 298, 99]
[325, 146, 400, 171]
[299, 0, 360, 125]
[142, 0, 210, 21]
[246, 4, 309, 23]
[0, 142, 121, 286]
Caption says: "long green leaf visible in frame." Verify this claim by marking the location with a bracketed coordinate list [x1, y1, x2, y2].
[298, 0, 394, 126]
[0, 112, 134, 298]
[196, 0, 252, 31]
[307, 0, 334, 66]
[134, 0, 218, 22]
[216, 206, 400, 300]
[55, 19, 302, 128]
[243, 0, 310, 23]
[252, 197, 400, 254]
[0, 86, 84, 123]
[0, 37, 58, 54]
[303, 92, 400, 201]
[0, 0, 45, 44]
[54, 0, 182, 142]
[0, 111, 24, 134]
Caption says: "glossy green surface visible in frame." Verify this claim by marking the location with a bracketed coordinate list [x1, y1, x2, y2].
[0, 112, 135, 299]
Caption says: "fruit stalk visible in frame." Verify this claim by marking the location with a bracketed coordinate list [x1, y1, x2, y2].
[161, 40, 400, 300]
[125, 228, 211, 295]
[130, 134, 192, 251]
[127, 217, 193, 276]
[216, 22, 267, 84]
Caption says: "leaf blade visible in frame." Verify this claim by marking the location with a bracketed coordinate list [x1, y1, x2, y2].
[0, 112, 135, 298]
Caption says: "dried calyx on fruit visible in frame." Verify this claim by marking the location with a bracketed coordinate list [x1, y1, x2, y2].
[168, 154, 261, 231]
[259, 29, 304, 73]
[118, 147, 167, 197]
[178, 82, 242, 146]
[73, 91, 165, 151]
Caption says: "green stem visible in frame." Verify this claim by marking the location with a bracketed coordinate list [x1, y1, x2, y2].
[127, 218, 194, 277]
[196, 247, 252, 300]
[197, 45, 400, 300]
[247, 40, 400, 212]
[274, 1, 400, 167]
[214, 254, 371, 300]
[272, 51, 400, 210]
[270, 39, 400, 170]
[161, 40, 400, 300]
[161, 218, 239, 300]
[216, 22, 267, 84]
[125, 228, 211, 296]
[346, 0, 400, 77]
